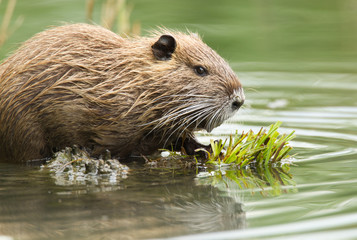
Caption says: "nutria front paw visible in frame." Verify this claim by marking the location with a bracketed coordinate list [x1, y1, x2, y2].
[172, 137, 214, 159]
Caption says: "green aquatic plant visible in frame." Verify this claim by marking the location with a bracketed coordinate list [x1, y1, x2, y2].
[199, 121, 295, 167]
[141, 122, 297, 197]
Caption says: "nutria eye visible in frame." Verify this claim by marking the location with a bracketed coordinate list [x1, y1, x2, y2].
[194, 66, 208, 77]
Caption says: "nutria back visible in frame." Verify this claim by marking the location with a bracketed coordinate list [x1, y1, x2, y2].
[0, 23, 244, 162]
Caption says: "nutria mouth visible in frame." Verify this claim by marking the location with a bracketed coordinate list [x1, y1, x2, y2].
[0, 23, 244, 162]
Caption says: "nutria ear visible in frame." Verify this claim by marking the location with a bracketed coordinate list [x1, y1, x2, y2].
[152, 35, 176, 61]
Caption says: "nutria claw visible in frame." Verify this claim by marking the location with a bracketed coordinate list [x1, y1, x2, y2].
[171, 136, 210, 158]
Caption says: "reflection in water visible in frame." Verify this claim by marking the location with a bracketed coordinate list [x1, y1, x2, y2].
[0, 164, 247, 240]
[196, 164, 297, 197]
[0, 154, 295, 239]
[162, 185, 245, 233]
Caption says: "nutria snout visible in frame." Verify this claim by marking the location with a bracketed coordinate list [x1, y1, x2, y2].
[0, 23, 244, 162]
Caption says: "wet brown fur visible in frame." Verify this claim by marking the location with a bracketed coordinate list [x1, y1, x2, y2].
[0, 23, 243, 162]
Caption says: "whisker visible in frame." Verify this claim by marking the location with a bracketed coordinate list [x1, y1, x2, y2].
[206, 102, 227, 131]
[143, 100, 213, 141]
[141, 99, 216, 128]
[137, 93, 232, 149]
[173, 106, 215, 143]
[163, 107, 214, 147]
[147, 94, 213, 106]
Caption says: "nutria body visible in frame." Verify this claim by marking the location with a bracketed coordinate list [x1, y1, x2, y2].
[0, 23, 244, 162]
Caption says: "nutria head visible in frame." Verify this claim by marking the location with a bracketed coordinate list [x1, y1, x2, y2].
[0, 24, 244, 161]
[144, 30, 244, 138]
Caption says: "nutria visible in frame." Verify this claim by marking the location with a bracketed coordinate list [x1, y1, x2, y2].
[0, 23, 244, 162]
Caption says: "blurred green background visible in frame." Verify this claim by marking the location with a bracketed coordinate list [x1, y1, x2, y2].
[1, 0, 357, 71]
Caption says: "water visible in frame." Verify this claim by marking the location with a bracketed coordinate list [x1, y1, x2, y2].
[1, 0, 357, 239]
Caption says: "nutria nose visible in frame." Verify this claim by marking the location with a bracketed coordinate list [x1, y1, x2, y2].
[232, 99, 244, 111]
